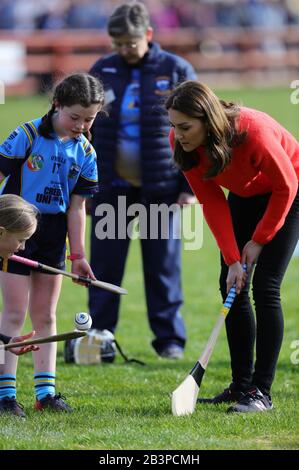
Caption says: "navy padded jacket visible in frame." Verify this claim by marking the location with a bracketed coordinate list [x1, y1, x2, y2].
[90, 42, 197, 197]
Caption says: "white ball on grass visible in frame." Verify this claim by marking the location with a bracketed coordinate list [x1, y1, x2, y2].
[74, 312, 92, 331]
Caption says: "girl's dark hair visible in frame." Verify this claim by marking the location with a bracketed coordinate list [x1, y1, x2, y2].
[39, 73, 105, 141]
[165, 81, 247, 178]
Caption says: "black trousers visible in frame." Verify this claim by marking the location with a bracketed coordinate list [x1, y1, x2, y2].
[219, 187, 299, 395]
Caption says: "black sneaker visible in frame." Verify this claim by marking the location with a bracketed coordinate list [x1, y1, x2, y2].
[0, 397, 26, 418]
[227, 387, 273, 413]
[35, 393, 73, 412]
[197, 387, 245, 404]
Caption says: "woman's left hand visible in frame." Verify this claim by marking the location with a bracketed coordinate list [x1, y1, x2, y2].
[71, 258, 96, 287]
[241, 240, 263, 272]
[227, 261, 247, 294]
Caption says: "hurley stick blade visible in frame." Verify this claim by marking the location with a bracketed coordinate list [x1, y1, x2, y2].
[90, 279, 128, 295]
[171, 362, 205, 416]
[4, 331, 87, 350]
[172, 376, 199, 416]
[171, 283, 240, 417]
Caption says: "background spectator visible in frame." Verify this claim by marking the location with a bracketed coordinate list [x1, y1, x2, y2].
[87, 1, 197, 359]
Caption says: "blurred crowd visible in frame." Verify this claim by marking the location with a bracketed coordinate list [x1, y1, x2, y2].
[0, 0, 299, 31]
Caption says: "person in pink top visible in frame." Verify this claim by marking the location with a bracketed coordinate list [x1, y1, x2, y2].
[166, 80, 299, 413]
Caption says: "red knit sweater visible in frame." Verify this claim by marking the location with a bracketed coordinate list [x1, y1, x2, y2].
[170, 107, 299, 265]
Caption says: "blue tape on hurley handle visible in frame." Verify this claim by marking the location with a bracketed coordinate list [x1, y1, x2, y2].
[221, 263, 247, 314]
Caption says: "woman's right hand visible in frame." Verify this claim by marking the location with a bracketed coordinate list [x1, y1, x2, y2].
[227, 261, 247, 294]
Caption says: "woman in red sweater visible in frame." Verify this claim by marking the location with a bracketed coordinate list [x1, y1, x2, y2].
[166, 81, 299, 413]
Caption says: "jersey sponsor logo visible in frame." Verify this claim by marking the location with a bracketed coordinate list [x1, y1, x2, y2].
[155, 76, 171, 96]
[51, 155, 66, 164]
[68, 163, 81, 179]
[27, 154, 44, 172]
[36, 186, 64, 206]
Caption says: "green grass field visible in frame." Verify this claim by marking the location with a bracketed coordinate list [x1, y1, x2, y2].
[0, 88, 298, 450]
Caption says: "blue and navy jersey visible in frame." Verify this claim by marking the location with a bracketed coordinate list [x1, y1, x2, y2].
[0, 118, 98, 214]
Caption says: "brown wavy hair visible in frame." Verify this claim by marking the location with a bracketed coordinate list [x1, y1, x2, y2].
[165, 81, 247, 178]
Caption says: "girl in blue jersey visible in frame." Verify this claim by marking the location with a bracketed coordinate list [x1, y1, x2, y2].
[0, 73, 104, 416]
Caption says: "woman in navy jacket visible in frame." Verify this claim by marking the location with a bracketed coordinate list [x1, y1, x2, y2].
[88, 2, 197, 358]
